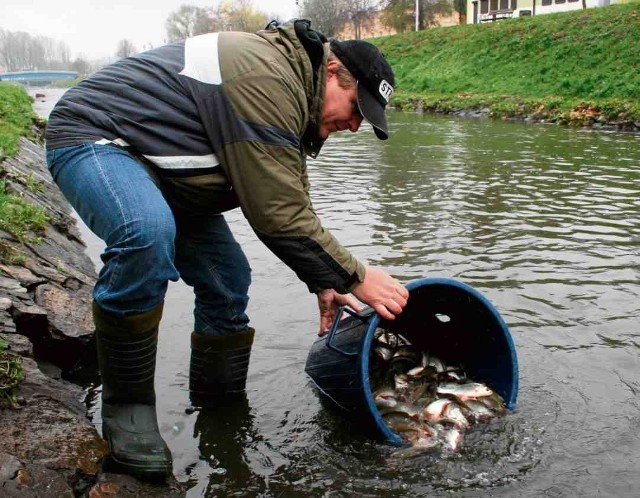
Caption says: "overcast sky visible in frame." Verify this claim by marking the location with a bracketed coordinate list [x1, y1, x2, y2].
[1, 0, 301, 60]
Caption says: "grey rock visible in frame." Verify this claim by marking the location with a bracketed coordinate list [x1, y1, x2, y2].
[0, 452, 23, 482]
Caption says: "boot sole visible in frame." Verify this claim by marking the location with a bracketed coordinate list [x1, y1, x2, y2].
[105, 454, 173, 480]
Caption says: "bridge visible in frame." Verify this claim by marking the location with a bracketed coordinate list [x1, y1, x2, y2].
[0, 70, 78, 86]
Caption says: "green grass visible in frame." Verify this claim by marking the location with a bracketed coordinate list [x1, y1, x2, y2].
[0, 179, 48, 264]
[0, 83, 40, 161]
[1, 333, 24, 408]
[0, 340, 24, 407]
[374, 3, 640, 123]
[0, 180, 48, 242]
[0, 84, 49, 264]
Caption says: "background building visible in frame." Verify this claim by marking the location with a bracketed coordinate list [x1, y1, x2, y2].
[467, 0, 630, 24]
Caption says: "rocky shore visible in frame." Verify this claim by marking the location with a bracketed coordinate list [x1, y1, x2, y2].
[0, 134, 185, 496]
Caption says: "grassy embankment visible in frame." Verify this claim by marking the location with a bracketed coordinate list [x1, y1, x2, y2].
[376, 3, 640, 126]
[0, 83, 48, 265]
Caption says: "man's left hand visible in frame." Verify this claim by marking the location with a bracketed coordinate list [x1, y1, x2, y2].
[316, 289, 362, 337]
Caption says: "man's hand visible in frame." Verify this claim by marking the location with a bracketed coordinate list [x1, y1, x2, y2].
[316, 289, 362, 336]
[351, 267, 409, 321]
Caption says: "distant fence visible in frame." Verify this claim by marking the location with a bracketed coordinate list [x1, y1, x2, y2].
[0, 71, 78, 85]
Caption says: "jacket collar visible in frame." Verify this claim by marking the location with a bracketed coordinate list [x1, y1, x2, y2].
[258, 20, 328, 157]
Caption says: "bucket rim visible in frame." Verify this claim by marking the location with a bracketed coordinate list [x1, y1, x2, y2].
[359, 277, 519, 446]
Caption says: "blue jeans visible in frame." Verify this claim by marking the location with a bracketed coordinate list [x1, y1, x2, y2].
[46, 143, 251, 335]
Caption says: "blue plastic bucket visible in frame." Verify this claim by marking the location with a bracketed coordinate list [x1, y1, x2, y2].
[304, 277, 519, 446]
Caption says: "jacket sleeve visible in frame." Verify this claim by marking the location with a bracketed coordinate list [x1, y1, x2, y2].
[197, 50, 365, 294]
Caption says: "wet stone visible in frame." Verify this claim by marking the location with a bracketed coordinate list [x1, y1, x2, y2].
[3, 463, 75, 498]
[0, 332, 33, 356]
[88, 473, 186, 498]
[0, 452, 23, 483]
[0, 276, 26, 293]
[34, 284, 93, 339]
[0, 265, 47, 288]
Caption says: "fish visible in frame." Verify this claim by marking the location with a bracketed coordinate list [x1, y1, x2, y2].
[373, 344, 394, 362]
[422, 398, 451, 423]
[406, 366, 426, 378]
[462, 399, 495, 421]
[438, 426, 463, 451]
[370, 328, 507, 456]
[442, 402, 470, 429]
[382, 411, 425, 435]
[379, 401, 422, 420]
[477, 392, 506, 413]
[393, 373, 410, 392]
[423, 353, 446, 373]
[374, 395, 398, 410]
[436, 382, 494, 400]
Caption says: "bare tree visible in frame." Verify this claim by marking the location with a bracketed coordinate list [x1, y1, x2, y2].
[343, 0, 377, 39]
[0, 29, 21, 70]
[165, 5, 216, 42]
[115, 39, 137, 59]
[381, 0, 452, 32]
[0, 29, 74, 71]
[218, 0, 269, 32]
[28, 36, 47, 70]
[165, 1, 270, 39]
[0, 31, 38, 70]
[58, 40, 71, 66]
[71, 57, 91, 77]
[300, 0, 349, 38]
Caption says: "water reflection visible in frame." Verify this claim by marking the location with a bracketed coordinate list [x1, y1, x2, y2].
[187, 398, 265, 496]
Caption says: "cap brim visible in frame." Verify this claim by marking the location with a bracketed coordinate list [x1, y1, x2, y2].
[356, 81, 389, 140]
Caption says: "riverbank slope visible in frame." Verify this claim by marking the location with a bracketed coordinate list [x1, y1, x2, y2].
[376, 3, 640, 129]
[0, 84, 184, 496]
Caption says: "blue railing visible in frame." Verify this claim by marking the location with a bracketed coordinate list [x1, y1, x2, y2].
[0, 71, 78, 84]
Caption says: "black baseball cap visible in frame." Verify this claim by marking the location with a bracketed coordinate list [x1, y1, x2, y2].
[329, 39, 395, 140]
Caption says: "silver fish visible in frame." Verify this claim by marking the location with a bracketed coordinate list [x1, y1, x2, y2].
[382, 412, 424, 434]
[442, 402, 470, 429]
[373, 344, 394, 362]
[379, 402, 421, 420]
[422, 398, 451, 423]
[437, 382, 493, 400]
[439, 427, 463, 451]
[463, 399, 495, 421]
[477, 392, 506, 413]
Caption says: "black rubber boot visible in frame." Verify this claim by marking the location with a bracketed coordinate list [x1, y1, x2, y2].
[93, 302, 172, 479]
[189, 328, 255, 406]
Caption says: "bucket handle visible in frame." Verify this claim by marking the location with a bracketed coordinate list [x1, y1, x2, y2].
[326, 306, 374, 357]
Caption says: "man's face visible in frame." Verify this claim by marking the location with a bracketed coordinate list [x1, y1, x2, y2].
[318, 61, 363, 140]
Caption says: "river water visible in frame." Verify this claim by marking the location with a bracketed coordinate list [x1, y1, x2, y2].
[31, 88, 640, 497]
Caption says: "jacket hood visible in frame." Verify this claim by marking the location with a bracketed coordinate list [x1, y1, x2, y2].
[256, 19, 328, 157]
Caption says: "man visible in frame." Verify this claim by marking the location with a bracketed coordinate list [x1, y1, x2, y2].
[45, 19, 408, 478]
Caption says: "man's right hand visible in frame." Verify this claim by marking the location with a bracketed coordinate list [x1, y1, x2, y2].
[351, 267, 409, 321]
